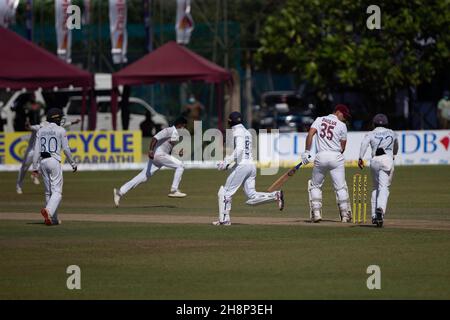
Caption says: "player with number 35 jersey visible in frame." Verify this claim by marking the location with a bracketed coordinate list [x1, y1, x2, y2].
[301, 104, 352, 223]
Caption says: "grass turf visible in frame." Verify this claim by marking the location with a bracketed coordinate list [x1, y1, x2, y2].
[0, 166, 449, 299]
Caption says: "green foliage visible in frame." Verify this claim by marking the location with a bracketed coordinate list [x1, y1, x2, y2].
[256, 0, 450, 101]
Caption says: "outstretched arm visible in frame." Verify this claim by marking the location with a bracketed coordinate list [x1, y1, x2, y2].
[358, 134, 370, 169]
[148, 137, 158, 159]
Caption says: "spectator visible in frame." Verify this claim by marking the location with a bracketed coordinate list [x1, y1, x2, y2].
[437, 90, 450, 129]
[182, 94, 204, 134]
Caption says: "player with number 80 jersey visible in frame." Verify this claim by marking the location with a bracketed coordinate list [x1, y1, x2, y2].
[300, 104, 352, 223]
[32, 108, 77, 226]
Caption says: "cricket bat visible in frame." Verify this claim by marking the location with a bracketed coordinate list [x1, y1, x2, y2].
[267, 162, 303, 192]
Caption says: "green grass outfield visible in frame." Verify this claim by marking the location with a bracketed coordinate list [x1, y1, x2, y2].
[0, 166, 449, 299]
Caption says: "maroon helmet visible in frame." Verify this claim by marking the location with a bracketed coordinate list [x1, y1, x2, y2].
[334, 104, 351, 120]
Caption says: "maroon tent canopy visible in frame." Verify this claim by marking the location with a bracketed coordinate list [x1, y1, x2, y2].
[111, 41, 232, 130]
[0, 27, 95, 129]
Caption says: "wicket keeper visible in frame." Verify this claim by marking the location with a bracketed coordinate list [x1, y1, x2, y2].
[358, 113, 398, 227]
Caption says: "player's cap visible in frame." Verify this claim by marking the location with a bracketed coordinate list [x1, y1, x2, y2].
[334, 104, 351, 120]
[228, 111, 242, 124]
[373, 113, 389, 126]
[46, 108, 64, 122]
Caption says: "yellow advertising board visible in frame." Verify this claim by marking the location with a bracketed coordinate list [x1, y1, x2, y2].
[0, 131, 141, 165]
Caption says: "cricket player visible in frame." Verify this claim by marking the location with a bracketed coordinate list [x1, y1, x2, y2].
[301, 104, 352, 223]
[213, 112, 284, 226]
[32, 108, 77, 226]
[113, 117, 188, 207]
[358, 114, 398, 228]
[16, 118, 80, 194]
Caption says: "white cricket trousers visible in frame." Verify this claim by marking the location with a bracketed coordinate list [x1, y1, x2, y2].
[309, 151, 349, 211]
[119, 153, 184, 196]
[370, 154, 394, 217]
[40, 157, 63, 223]
[218, 163, 278, 222]
[16, 150, 34, 188]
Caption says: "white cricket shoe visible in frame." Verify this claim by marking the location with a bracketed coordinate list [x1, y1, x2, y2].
[168, 190, 187, 198]
[16, 186, 23, 194]
[311, 210, 322, 223]
[212, 220, 231, 226]
[341, 210, 352, 223]
[276, 190, 285, 211]
[30, 174, 40, 185]
[113, 188, 121, 208]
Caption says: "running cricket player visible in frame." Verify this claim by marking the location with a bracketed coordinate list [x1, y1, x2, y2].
[213, 112, 284, 226]
[301, 104, 352, 223]
[32, 108, 77, 226]
[113, 117, 188, 207]
[16, 118, 80, 194]
[358, 114, 398, 228]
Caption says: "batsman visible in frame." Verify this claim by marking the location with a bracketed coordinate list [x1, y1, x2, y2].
[301, 104, 352, 223]
[213, 112, 284, 226]
[358, 114, 398, 227]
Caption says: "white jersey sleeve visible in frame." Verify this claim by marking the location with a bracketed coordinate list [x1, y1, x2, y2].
[311, 114, 347, 153]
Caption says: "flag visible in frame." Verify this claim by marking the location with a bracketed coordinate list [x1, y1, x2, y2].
[143, 0, 152, 52]
[109, 0, 128, 64]
[0, 0, 19, 28]
[175, 0, 194, 45]
[25, 0, 33, 40]
[82, 0, 91, 25]
[55, 0, 72, 63]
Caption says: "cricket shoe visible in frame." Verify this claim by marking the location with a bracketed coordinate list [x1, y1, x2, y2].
[40, 208, 52, 226]
[30, 173, 40, 185]
[113, 188, 121, 208]
[375, 208, 384, 228]
[341, 210, 352, 223]
[16, 186, 23, 194]
[276, 190, 285, 211]
[168, 190, 187, 198]
[311, 210, 322, 223]
[212, 220, 231, 226]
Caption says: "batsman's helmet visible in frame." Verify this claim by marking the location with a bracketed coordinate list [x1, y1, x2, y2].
[373, 113, 389, 127]
[46, 108, 64, 124]
[228, 111, 242, 127]
[334, 104, 351, 120]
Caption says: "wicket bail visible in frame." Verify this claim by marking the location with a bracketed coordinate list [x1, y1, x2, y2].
[352, 173, 368, 224]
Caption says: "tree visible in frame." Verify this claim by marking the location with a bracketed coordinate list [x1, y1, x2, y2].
[256, 0, 450, 108]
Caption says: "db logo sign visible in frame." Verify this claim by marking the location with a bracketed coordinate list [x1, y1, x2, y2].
[401, 132, 450, 154]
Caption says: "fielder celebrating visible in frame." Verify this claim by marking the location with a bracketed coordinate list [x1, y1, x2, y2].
[301, 104, 352, 223]
[32, 108, 77, 226]
[358, 114, 398, 228]
[213, 112, 284, 226]
[16, 118, 80, 194]
[113, 117, 188, 207]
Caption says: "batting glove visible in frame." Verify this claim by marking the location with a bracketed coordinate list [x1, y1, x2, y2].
[301, 151, 312, 165]
[217, 161, 228, 171]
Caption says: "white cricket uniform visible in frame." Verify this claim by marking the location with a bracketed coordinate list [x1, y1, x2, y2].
[217, 124, 279, 223]
[32, 123, 76, 223]
[118, 126, 184, 196]
[309, 114, 350, 217]
[359, 127, 397, 218]
[16, 121, 75, 190]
